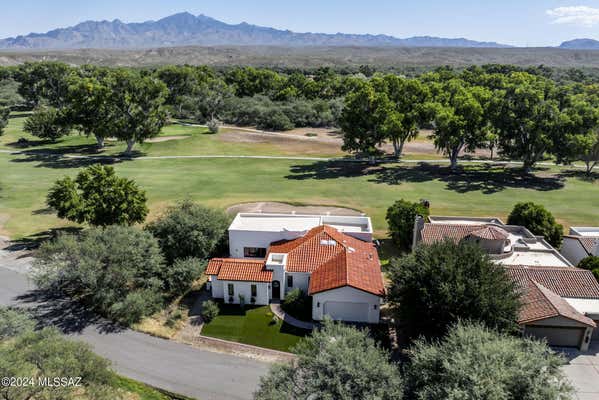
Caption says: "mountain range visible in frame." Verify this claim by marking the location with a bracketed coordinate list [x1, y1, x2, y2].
[559, 38, 599, 50]
[0, 12, 512, 49]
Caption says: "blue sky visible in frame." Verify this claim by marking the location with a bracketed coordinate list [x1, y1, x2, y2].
[2, 0, 599, 46]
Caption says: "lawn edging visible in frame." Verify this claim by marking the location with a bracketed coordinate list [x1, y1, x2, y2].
[195, 334, 296, 362]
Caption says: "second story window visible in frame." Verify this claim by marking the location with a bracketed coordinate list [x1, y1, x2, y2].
[244, 247, 267, 258]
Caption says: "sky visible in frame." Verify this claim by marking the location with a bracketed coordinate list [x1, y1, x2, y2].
[1, 0, 599, 47]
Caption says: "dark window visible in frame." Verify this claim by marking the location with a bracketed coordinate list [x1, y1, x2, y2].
[228, 284, 234, 296]
[244, 247, 267, 258]
[287, 275, 293, 288]
[251, 284, 257, 297]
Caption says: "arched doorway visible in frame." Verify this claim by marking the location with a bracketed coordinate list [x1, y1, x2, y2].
[272, 281, 281, 300]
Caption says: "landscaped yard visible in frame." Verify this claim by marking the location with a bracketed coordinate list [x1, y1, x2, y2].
[201, 304, 309, 352]
[1, 115, 598, 240]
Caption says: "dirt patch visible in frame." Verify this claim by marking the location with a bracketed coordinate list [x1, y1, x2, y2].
[227, 201, 363, 216]
[146, 135, 189, 143]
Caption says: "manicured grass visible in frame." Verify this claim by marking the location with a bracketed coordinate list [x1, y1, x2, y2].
[201, 304, 309, 352]
[1, 115, 598, 240]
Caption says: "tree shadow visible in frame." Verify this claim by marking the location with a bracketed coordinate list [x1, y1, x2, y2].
[5, 227, 83, 251]
[285, 161, 565, 194]
[557, 168, 599, 183]
[15, 289, 124, 335]
[10, 147, 138, 169]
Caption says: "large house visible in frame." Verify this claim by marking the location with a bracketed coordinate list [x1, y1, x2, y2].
[206, 213, 385, 324]
[414, 216, 599, 350]
[561, 227, 599, 266]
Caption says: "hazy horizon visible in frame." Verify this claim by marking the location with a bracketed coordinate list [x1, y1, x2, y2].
[1, 0, 599, 47]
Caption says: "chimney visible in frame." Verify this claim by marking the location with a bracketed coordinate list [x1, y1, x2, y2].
[412, 215, 425, 250]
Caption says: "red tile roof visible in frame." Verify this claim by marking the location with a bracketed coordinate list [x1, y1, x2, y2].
[516, 278, 595, 327]
[506, 265, 599, 298]
[420, 224, 487, 244]
[269, 225, 385, 296]
[469, 226, 509, 240]
[206, 258, 273, 283]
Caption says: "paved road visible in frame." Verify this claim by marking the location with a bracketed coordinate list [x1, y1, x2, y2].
[0, 254, 269, 400]
[557, 344, 599, 400]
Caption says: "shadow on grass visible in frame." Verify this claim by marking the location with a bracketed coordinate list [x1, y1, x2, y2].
[5, 227, 83, 251]
[557, 168, 599, 183]
[10, 145, 145, 169]
[15, 289, 124, 335]
[286, 161, 565, 194]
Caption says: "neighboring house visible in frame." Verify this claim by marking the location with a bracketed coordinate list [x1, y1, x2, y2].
[206, 213, 384, 324]
[562, 227, 599, 266]
[414, 216, 599, 350]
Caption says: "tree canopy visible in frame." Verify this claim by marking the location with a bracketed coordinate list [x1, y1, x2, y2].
[254, 319, 403, 400]
[387, 240, 521, 341]
[23, 106, 71, 141]
[47, 164, 148, 227]
[406, 322, 573, 400]
[507, 202, 564, 248]
[386, 199, 430, 251]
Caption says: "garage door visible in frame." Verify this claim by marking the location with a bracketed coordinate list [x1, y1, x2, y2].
[323, 301, 369, 322]
[525, 326, 585, 348]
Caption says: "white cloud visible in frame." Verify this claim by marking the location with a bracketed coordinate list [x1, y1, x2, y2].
[547, 6, 599, 27]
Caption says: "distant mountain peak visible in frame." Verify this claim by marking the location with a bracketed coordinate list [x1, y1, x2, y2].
[0, 12, 512, 50]
[559, 38, 599, 50]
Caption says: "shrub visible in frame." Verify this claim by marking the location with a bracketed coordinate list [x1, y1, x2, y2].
[579, 256, 599, 281]
[201, 300, 219, 322]
[281, 288, 312, 322]
[0, 327, 118, 400]
[0, 307, 35, 339]
[47, 164, 148, 227]
[507, 202, 563, 248]
[33, 226, 167, 325]
[256, 108, 294, 131]
[386, 199, 430, 250]
[146, 200, 230, 264]
[406, 322, 573, 400]
[255, 319, 403, 400]
[206, 118, 219, 133]
[162, 257, 204, 297]
[0, 106, 9, 135]
[387, 240, 521, 341]
[23, 106, 71, 141]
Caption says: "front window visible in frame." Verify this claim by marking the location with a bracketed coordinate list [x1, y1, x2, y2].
[287, 275, 293, 288]
[251, 284, 257, 297]
[244, 247, 267, 258]
[228, 284, 234, 296]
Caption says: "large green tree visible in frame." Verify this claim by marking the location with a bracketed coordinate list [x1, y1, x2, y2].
[47, 164, 148, 227]
[23, 106, 71, 141]
[14, 61, 73, 107]
[0, 106, 9, 136]
[374, 75, 430, 158]
[490, 72, 562, 172]
[107, 70, 169, 154]
[507, 202, 563, 248]
[387, 240, 521, 341]
[145, 200, 230, 264]
[338, 83, 389, 162]
[32, 226, 168, 325]
[406, 322, 573, 400]
[254, 319, 403, 400]
[426, 79, 491, 169]
[386, 199, 430, 251]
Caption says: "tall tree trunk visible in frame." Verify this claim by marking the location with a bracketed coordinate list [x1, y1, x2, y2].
[449, 148, 460, 171]
[392, 138, 400, 158]
[586, 160, 597, 176]
[95, 134, 105, 149]
[125, 139, 135, 155]
[398, 140, 405, 159]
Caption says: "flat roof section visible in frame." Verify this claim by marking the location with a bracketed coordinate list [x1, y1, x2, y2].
[571, 227, 599, 237]
[497, 250, 572, 268]
[229, 213, 372, 234]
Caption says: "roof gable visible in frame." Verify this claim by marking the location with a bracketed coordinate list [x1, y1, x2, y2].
[206, 258, 273, 283]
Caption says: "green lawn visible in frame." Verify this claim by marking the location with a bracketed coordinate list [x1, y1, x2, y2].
[112, 374, 194, 400]
[201, 304, 308, 352]
[1, 115, 598, 240]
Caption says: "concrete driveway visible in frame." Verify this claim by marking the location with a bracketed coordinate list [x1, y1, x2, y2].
[0, 246, 269, 400]
[557, 342, 599, 400]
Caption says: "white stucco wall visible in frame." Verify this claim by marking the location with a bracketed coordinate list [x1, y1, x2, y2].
[561, 237, 591, 266]
[312, 286, 381, 324]
[229, 230, 304, 259]
[286, 272, 310, 294]
[220, 280, 270, 306]
[209, 275, 224, 299]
